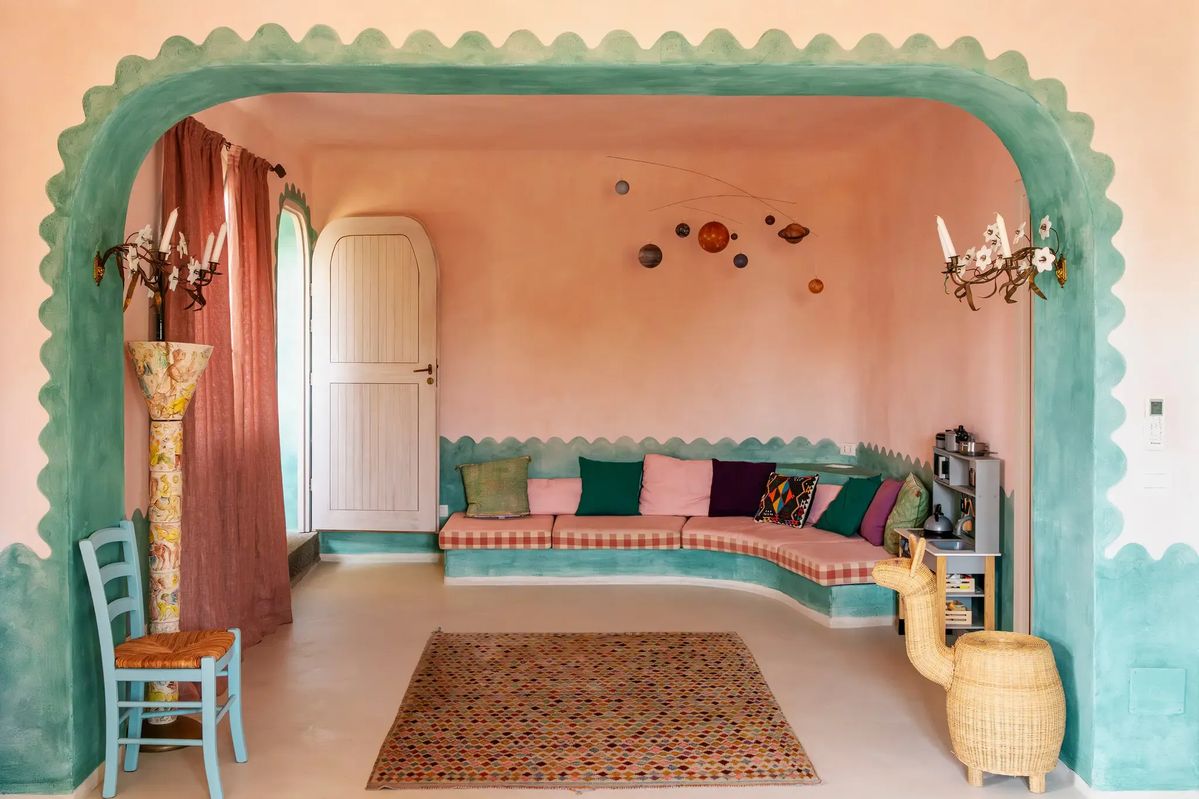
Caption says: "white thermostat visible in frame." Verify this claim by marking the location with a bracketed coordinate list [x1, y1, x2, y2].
[1146, 398, 1165, 449]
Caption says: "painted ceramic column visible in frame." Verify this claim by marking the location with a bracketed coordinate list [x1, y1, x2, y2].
[127, 341, 213, 719]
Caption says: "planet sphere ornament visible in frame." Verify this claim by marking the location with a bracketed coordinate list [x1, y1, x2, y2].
[778, 222, 811, 244]
[615, 179, 630, 195]
[808, 278, 825, 294]
[675, 222, 691, 238]
[764, 214, 776, 225]
[697, 221, 730, 253]
[733, 253, 749, 269]
[730, 232, 739, 241]
[638, 243, 663, 268]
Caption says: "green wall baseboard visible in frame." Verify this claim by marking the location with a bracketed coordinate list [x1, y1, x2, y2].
[319, 531, 439, 555]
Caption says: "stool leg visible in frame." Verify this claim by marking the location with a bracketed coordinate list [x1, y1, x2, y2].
[966, 766, 984, 787]
[102, 675, 120, 798]
[123, 681, 144, 772]
[1029, 773, 1046, 793]
[200, 657, 223, 799]
[227, 628, 247, 763]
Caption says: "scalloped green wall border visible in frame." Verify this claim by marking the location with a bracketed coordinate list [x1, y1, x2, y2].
[276, 181, 318, 258]
[5, 24, 1192, 792]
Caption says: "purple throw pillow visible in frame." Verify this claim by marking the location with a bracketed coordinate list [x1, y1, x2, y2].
[709, 459, 777, 516]
[859, 478, 904, 546]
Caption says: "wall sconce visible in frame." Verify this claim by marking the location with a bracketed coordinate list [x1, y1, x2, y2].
[936, 214, 1066, 311]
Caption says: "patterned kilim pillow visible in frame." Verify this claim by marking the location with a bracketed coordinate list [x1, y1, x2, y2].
[457, 456, 532, 519]
[754, 473, 819, 527]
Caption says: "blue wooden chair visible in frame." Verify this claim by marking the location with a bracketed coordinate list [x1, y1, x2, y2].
[80, 522, 247, 799]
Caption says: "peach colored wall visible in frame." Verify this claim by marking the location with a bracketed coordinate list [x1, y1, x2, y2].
[307, 101, 1024, 455]
[0, 4, 1195, 559]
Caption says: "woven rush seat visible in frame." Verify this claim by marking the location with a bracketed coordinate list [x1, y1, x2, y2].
[115, 630, 236, 668]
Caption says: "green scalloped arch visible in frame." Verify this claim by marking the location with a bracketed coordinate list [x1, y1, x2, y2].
[276, 181, 318, 258]
[10, 25, 1190, 793]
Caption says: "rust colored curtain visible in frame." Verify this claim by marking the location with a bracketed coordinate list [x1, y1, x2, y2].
[162, 118, 292, 646]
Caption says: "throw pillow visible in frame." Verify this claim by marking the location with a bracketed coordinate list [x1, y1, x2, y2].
[457, 456, 532, 519]
[638, 454, 713, 516]
[806, 483, 842, 526]
[527, 478, 582, 516]
[709, 459, 777, 516]
[576, 457, 644, 516]
[814, 474, 883, 536]
[883, 473, 931, 554]
[754, 473, 820, 527]
[859, 478, 904, 546]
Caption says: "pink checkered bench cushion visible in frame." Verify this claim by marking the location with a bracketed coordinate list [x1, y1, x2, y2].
[438, 513, 553, 550]
[681, 516, 851, 558]
[773, 535, 888, 586]
[552, 515, 684, 549]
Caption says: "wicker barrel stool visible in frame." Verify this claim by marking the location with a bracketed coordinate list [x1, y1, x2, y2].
[948, 632, 1065, 793]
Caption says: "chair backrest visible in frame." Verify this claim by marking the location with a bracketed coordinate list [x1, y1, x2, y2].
[79, 521, 146, 662]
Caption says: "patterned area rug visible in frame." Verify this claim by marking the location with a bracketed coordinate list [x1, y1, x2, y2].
[367, 631, 820, 789]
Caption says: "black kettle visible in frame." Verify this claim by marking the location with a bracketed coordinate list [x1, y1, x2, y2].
[923, 504, 955, 537]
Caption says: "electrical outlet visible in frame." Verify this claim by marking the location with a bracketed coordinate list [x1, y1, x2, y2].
[439, 504, 449, 518]
[840, 442, 856, 457]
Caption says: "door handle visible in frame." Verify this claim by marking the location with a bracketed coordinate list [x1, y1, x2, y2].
[413, 364, 433, 374]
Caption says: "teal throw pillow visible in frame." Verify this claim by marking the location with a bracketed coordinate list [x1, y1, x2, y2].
[814, 475, 883, 537]
[576, 457, 644, 516]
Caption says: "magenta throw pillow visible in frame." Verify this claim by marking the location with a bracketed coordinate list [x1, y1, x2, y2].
[709, 459, 777, 516]
[859, 478, 904, 546]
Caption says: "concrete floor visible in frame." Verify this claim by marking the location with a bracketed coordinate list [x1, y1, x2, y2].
[92, 561, 1091, 798]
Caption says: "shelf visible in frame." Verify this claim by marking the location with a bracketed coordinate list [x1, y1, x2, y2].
[934, 446, 999, 462]
[934, 477, 975, 497]
[946, 591, 984, 598]
[947, 624, 984, 631]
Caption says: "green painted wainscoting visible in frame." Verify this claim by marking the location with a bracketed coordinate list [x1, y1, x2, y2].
[10, 24, 1194, 793]
[443, 549, 895, 622]
[319, 532, 439, 556]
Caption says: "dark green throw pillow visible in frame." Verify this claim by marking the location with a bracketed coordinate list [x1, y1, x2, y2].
[814, 475, 883, 537]
[576, 457, 644, 516]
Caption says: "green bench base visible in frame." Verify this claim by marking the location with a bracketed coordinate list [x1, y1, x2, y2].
[442, 548, 895, 628]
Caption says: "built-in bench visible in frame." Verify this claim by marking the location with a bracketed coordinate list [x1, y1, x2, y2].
[432, 436, 918, 628]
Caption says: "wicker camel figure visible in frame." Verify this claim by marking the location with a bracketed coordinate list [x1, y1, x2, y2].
[873, 538, 1065, 793]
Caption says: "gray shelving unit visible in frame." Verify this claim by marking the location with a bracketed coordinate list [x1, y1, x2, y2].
[931, 447, 1002, 559]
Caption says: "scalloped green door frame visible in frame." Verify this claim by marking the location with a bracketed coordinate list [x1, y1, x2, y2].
[8, 26, 1144, 793]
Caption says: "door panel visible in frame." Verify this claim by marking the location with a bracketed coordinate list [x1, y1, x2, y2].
[312, 217, 438, 532]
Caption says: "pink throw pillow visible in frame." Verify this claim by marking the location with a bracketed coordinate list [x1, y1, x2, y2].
[859, 478, 904, 546]
[638, 454, 713, 516]
[527, 478, 582, 515]
[806, 484, 842, 526]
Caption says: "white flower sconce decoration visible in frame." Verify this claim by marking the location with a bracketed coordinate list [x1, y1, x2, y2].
[935, 213, 1066, 310]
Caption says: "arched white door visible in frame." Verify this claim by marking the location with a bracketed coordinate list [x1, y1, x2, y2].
[311, 216, 438, 532]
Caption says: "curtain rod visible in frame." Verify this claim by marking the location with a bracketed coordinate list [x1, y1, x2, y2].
[221, 139, 287, 179]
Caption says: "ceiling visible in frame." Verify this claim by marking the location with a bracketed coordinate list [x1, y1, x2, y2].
[218, 94, 951, 151]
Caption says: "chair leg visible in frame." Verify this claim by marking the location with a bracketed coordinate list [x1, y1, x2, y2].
[123, 681, 145, 772]
[966, 766, 984, 787]
[200, 658, 223, 799]
[1028, 773, 1047, 793]
[227, 628, 247, 763]
[102, 676, 120, 798]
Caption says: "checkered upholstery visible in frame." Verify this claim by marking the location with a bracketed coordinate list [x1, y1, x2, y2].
[772, 536, 887, 586]
[681, 516, 786, 559]
[552, 515, 684, 549]
[439, 513, 553, 550]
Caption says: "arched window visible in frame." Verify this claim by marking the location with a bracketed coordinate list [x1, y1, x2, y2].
[276, 204, 309, 534]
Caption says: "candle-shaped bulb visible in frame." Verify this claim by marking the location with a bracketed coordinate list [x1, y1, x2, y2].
[201, 232, 214, 265]
[995, 213, 1012, 258]
[935, 216, 956, 260]
[159, 208, 178, 253]
[213, 222, 227, 262]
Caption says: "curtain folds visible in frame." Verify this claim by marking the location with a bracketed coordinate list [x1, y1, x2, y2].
[161, 117, 292, 647]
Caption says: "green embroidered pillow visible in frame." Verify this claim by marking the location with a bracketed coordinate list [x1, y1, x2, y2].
[457, 456, 532, 519]
[883, 473, 931, 554]
[814, 475, 883, 537]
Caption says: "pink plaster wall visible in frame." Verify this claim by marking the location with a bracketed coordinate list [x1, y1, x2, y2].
[0, 4, 1194, 559]
[306, 99, 1025, 461]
